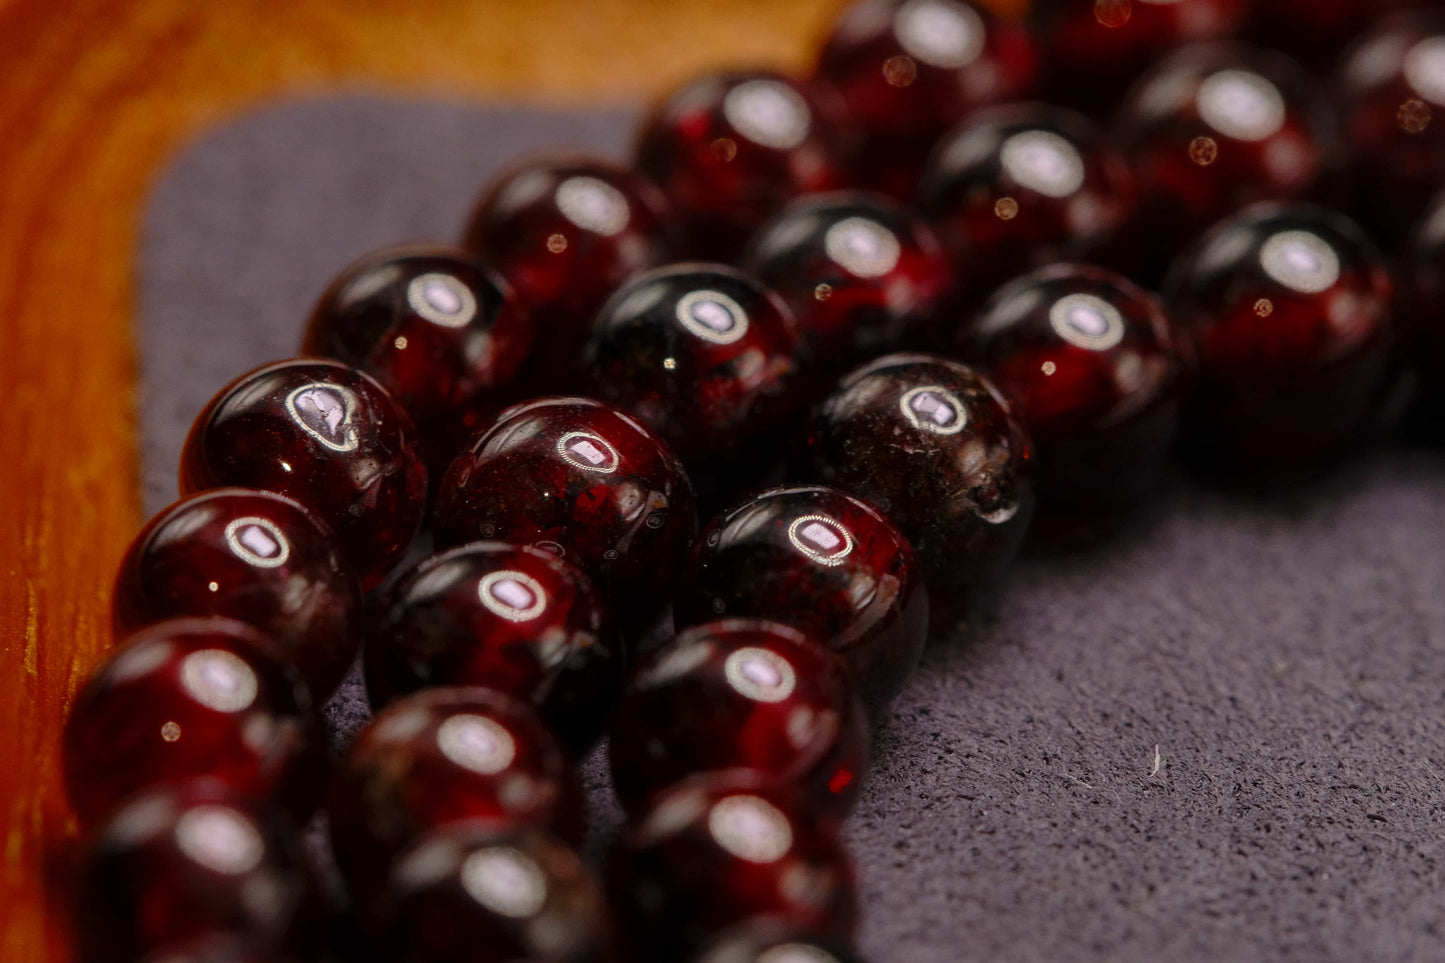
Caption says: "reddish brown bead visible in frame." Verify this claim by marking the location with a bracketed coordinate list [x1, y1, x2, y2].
[675, 486, 927, 716]
[636, 70, 846, 259]
[813, 0, 1039, 199]
[1165, 203, 1395, 474]
[327, 687, 584, 908]
[742, 192, 956, 363]
[959, 264, 1189, 511]
[365, 541, 623, 757]
[380, 825, 616, 963]
[64, 618, 326, 826]
[112, 489, 361, 697]
[918, 104, 1136, 300]
[180, 359, 428, 588]
[462, 158, 676, 386]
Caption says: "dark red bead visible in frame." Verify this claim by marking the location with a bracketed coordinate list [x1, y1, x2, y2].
[636, 71, 846, 259]
[365, 541, 622, 757]
[180, 359, 428, 588]
[433, 396, 695, 630]
[462, 158, 676, 386]
[608, 619, 868, 821]
[583, 264, 805, 476]
[813, 0, 1039, 199]
[959, 264, 1189, 511]
[64, 618, 326, 826]
[1165, 203, 1395, 474]
[112, 489, 361, 697]
[742, 192, 956, 364]
[675, 486, 927, 716]
[918, 104, 1136, 300]
[75, 781, 323, 963]
[608, 774, 858, 959]
[800, 353, 1034, 613]
[688, 921, 865, 963]
[326, 687, 584, 908]
[380, 825, 615, 963]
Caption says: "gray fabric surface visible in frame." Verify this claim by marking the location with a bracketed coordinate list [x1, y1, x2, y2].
[140, 95, 1445, 962]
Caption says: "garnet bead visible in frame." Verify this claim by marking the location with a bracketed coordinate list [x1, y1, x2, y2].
[64, 618, 326, 826]
[365, 541, 622, 757]
[636, 70, 846, 259]
[180, 359, 428, 588]
[1164, 203, 1395, 474]
[801, 353, 1034, 613]
[813, 0, 1039, 199]
[918, 103, 1136, 299]
[742, 192, 955, 364]
[112, 489, 361, 697]
[608, 619, 868, 820]
[675, 486, 927, 716]
[958, 264, 1188, 512]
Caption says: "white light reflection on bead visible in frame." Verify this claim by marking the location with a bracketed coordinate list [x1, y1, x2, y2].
[1196, 70, 1285, 142]
[180, 649, 258, 713]
[555, 176, 631, 236]
[722, 80, 811, 150]
[1259, 230, 1340, 294]
[676, 289, 750, 345]
[407, 273, 477, 329]
[437, 714, 516, 775]
[1405, 36, 1445, 106]
[285, 382, 359, 452]
[758, 945, 842, 963]
[555, 430, 620, 474]
[1048, 294, 1126, 351]
[708, 794, 794, 864]
[893, 0, 985, 69]
[823, 217, 901, 278]
[999, 130, 1085, 198]
[900, 385, 966, 435]
[223, 516, 290, 568]
[174, 806, 264, 875]
[786, 513, 855, 567]
[460, 846, 548, 918]
[724, 647, 798, 703]
[477, 570, 548, 622]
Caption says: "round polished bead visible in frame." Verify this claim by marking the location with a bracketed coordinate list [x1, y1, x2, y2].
[180, 359, 428, 588]
[608, 619, 868, 820]
[583, 265, 805, 475]
[742, 192, 955, 363]
[675, 486, 927, 715]
[365, 541, 623, 757]
[688, 921, 866, 963]
[800, 353, 1034, 611]
[380, 825, 615, 963]
[112, 489, 361, 697]
[64, 618, 325, 826]
[462, 158, 676, 386]
[327, 687, 584, 906]
[813, 0, 1039, 199]
[918, 104, 1135, 299]
[1164, 203, 1395, 473]
[75, 781, 323, 963]
[958, 264, 1189, 511]
[636, 70, 846, 259]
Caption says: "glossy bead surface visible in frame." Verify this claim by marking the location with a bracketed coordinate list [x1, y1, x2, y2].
[75, 781, 321, 963]
[959, 264, 1188, 510]
[365, 541, 622, 757]
[609, 775, 857, 959]
[112, 488, 361, 696]
[800, 353, 1034, 610]
[608, 619, 868, 820]
[918, 104, 1135, 299]
[64, 618, 325, 826]
[381, 825, 614, 963]
[1165, 203, 1395, 473]
[742, 192, 955, 364]
[636, 71, 846, 259]
[462, 158, 675, 386]
[327, 687, 584, 905]
[814, 0, 1039, 199]
[675, 486, 927, 715]
[180, 359, 428, 587]
[688, 921, 866, 963]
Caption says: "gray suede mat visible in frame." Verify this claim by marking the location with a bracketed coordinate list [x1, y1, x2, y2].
[140, 96, 1445, 962]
